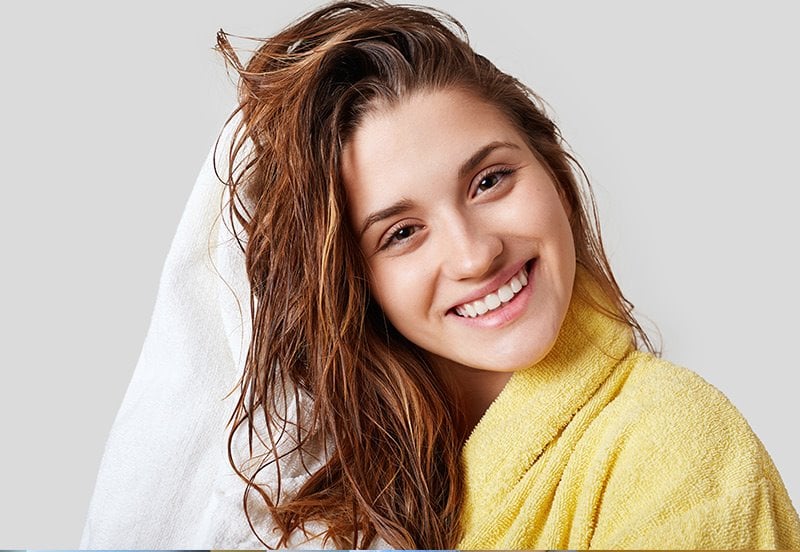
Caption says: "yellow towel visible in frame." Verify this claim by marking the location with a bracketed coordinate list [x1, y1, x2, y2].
[459, 271, 800, 549]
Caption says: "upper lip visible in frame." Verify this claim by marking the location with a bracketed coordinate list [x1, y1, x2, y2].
[447, 259, 531, 312]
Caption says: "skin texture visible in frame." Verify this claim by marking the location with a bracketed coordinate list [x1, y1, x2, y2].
[343, 88, 577, 417]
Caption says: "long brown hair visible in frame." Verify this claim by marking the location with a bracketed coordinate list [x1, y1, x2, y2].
[216, 1, 655, 548]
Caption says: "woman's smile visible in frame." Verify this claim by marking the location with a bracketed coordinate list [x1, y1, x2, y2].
[342, 88, 576, 377]
[449, 259, 535, 328]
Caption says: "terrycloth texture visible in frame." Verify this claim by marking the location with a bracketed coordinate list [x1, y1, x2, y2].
[79, 129, 329, 549]
[458, 277, 800, 549]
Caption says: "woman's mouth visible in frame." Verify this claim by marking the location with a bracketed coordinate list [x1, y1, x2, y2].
[453, 262, 531, 318]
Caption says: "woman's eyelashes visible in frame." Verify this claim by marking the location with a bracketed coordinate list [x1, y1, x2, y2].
[380, 222, 422, 250]
[474, 167, 516, 196]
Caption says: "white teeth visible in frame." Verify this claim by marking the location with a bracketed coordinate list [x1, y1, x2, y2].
[497, 284, 513, 303]
[454, 264, 531, 318]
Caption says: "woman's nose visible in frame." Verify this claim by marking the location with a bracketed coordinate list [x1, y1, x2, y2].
[439, 216, 503, 281]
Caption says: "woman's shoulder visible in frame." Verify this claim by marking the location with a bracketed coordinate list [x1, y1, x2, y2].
[604, 351, 772, 472]
[583, 350, 800, 548]
[608, 350, 764, 462]
[590, 351, 785, 497]
[590, 351, 771, 472]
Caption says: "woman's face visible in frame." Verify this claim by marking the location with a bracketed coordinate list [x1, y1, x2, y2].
[342, 88, 576, 376]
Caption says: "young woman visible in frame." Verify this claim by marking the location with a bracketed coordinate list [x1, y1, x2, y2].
[207, 2, 800, 549]
[79, 1, 800, 549]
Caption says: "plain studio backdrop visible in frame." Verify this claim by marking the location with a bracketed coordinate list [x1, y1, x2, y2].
[1, 1, 798, 547]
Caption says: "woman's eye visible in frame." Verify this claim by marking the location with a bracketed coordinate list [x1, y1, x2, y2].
[393, 226, 416, 241]
[380, 224, 419, 250]
[475, 168, 514, 195]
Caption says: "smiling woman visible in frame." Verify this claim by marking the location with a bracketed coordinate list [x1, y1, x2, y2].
[80, 1, 800, 549]
[343, 90, 578, 424]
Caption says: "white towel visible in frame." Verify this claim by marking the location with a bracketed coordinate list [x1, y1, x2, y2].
[79, 127, 327, 549]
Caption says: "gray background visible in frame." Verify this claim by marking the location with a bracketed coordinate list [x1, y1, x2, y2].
[1, 1, 798, 547]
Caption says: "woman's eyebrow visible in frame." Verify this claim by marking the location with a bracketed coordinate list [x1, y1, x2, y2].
[457, 141, 520, 181]
[359, 198, 415, 238]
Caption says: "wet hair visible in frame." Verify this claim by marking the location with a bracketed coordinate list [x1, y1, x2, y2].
[216, 1, 655, 548]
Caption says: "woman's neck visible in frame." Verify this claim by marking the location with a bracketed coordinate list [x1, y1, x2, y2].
[432, 357, 514, 434]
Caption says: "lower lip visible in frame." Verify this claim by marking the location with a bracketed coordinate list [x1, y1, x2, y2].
[449, 260, 536, 329]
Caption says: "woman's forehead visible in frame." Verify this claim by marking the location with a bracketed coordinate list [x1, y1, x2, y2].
[342, 88, 527, 187]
